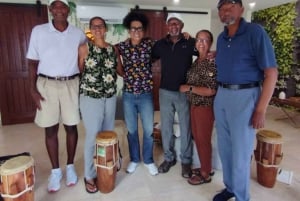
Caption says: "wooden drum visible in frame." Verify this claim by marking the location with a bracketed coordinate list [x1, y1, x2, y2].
[254, 130, 283, 188]
[0, 156, 34, 201]
[96, 131, 118, 193]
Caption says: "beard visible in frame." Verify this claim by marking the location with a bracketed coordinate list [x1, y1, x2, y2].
[221, 15, 236, 26]
[169, 30, 180, 37]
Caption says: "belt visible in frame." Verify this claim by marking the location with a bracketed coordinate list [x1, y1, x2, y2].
[39, 73, 79, 81]
[218, 82, 261, 90]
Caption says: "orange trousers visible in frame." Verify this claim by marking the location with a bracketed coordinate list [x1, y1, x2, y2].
[190, 105, 214, 175]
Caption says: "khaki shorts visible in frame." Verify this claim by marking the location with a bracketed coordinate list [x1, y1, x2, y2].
[34, 76, 80, 127]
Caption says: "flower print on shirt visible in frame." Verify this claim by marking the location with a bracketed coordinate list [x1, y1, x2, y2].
[117, 38, 154, 94]
[85, 58, 97, 68]
[79, 42, 118, 98]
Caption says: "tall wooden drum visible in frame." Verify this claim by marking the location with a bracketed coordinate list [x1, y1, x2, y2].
[96, 131, 118, 193]
[254, 130, 283, 188]
[0, 156, 35, 201]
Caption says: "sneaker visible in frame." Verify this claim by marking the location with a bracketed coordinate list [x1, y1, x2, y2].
[48, 168, 62, 193]
[144, 163, 158, 176]
[66, 164, 78, 186]
[213, 189, 235, 201]
[158, 159, 177, 173]
[126, 162, 139, 173]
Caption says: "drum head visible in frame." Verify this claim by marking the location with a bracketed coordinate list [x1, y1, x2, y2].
[96, 131, 118, 144]
[0, 156, 34, 175]
[257, 130, 283, 144]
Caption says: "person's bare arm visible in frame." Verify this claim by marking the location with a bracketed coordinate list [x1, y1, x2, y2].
[179, 84, 216, 96]
[28, 59, 44, 110]
[78, 43, 88, 73]
[251, 67, 278, 129]
[114, 45, 124, 77]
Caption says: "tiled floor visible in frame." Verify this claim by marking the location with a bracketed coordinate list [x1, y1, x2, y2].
[0, 106, 299, 201]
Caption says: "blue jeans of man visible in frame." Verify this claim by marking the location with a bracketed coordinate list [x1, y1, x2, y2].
[159, 89, 192, 164]
[80, 95, 116, 180]
[214, 86, 260, 201]
[123, 92, 154, 164]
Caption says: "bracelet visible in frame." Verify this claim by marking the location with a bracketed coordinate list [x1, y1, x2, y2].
[189, 86, 193, 92]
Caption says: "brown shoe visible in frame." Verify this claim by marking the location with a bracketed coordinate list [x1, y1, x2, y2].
[188, 174, 212, 185]
[158, 159, 177, 173]
[181, 163, 192, 178]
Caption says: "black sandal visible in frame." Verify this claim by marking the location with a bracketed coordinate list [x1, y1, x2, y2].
[191, 168, 215, 176]
[84, 178, 98, 193]
[187, 174, 212, 185]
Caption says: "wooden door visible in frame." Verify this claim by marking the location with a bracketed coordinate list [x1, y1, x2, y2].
[138, 10, 167, 111]
[0, 3, 48, 125]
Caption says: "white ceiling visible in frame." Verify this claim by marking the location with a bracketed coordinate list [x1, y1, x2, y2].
[75, 0, 297, 12]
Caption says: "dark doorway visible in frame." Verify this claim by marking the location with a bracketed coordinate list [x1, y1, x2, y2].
[0, 3, 48, 125]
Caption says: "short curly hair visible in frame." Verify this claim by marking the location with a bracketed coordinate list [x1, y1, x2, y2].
[123, 11, 149, 31]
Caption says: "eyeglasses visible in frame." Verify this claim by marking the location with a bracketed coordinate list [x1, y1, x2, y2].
[90, 24, 105, 30]
[196, 38, 210, 44]
[130, 26, 144, 32]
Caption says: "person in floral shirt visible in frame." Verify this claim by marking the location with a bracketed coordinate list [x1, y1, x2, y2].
[116, 11, 158, 176]
[78, 16, 123, 193]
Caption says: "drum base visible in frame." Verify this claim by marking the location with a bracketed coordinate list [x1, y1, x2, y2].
[256, 163, 278, 188]
[97, 166, 116, 194]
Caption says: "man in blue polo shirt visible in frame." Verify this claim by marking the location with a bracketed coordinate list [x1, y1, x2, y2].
[213, 0, 278, 201]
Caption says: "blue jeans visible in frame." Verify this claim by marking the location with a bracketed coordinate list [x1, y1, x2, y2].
[214, 87, 260, 201]
[123, 92, 154, 164]
[159, 89, 192, 164]
[80, 95, 116, 180]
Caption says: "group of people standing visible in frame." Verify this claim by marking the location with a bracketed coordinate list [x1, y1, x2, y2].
[26, 0, 278, 201]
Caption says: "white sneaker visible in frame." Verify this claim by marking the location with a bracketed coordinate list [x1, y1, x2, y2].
[48, 168, 62, 193]
[66, 164, 78, 186]
[126, 162, 139, 173]
[145, 163, 158, 176]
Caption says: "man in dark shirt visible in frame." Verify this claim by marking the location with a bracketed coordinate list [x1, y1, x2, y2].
[152, 13, 195, 178]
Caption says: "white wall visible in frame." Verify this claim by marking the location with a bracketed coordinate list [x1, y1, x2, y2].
[180, 12, 211, 37]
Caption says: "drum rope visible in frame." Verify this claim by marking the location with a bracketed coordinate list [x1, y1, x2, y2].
[95, 163, 116, 169]
[256, 160, 282, 168]
[96, 142, 117, 169]
[1, 167, 35, 199]
[256, 140, 282, 166]
[117, 142, 122, 171]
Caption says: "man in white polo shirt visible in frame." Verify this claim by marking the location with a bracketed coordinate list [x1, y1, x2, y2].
[26, 0, 86, 192]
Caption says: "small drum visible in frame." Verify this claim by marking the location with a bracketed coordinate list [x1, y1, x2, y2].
[254, 130, 283, 188]
[0, 156, 35, 201]
[96, 131, 118, 193]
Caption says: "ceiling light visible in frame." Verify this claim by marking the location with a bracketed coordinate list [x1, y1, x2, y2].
[249, 2, 256, 9]
[173, 0, 180, 4]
